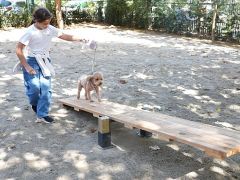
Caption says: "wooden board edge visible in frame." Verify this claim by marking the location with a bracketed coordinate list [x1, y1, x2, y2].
[93, 113, 100, 118]
[155, 133, 174, 142]
[74, 107, 80, 111]
[124, 124, 135, 129]
[226, 146, 240, 158]
[205, 149, 226, 160]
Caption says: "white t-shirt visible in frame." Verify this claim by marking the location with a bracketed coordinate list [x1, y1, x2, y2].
[19, 24, 63, 56]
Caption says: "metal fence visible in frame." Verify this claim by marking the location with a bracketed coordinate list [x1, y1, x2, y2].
[150, 2, 240, 41]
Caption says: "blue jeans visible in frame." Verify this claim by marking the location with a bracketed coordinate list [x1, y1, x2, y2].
[23, 56, 52, 118]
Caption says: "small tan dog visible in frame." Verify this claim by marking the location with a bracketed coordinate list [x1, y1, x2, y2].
[77, 72, 103, 102]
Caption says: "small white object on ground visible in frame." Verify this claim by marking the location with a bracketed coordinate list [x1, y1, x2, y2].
[149, 145, 160, 151]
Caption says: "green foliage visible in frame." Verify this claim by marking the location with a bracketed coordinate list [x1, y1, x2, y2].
[45, 0, 57, 26]
[105, 0, 128, 26]
[84, 1, 98, 20]
[131, 0, 151, 28]
[150, 0, 240, 41]
[96, 1, 104, 22]
[0, 8, 31, 28]
[151, 1, 176, 32]
[63, 1, 98, 25]
[102, 0, 240, 42]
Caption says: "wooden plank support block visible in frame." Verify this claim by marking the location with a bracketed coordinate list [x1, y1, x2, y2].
[98, 116, 112, 149]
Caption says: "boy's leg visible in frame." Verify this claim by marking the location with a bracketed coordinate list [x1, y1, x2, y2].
[37, 74, 52, 119]
[23, 71, 40, 108]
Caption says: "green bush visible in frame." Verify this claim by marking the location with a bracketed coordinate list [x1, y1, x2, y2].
[130, 0, 151, 29]
[96, 1, 104, 22]
[0, 8, 31, 28]
[63, 1, 97, 25]
[45, 0, 58, 26]
[105, 0, 128, 26]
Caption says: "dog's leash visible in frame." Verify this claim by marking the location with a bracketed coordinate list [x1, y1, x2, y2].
[81, 40, 97, 74]
[92, 48, 97, 74]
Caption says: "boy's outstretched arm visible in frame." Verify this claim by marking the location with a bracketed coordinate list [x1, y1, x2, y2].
[58, 34, 88, 42]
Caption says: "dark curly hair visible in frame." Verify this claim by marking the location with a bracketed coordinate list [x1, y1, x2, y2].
[33, 7, 52, 23]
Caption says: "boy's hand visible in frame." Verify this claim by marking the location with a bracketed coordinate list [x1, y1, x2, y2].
[81, 39, 89, 43]
[25, 65, 36, 75]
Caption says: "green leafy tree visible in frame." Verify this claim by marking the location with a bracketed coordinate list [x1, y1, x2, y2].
[105, 0, 128, 26]
[130, 0, 151, 29]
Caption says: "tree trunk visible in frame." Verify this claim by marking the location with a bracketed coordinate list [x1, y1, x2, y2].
[211, 2, 218, 41]
[55, 0, 64, 29]
[146, 0, 151, 30]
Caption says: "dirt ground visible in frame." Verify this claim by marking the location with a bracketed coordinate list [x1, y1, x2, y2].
[0, 23, 240, 180]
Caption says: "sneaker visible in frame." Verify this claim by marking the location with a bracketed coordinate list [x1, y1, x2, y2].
[36, 116, 54, 124]
[35, 118, 42, 123]
[32, 105, 37, 113]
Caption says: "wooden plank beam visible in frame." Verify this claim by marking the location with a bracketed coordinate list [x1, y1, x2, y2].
[59, 97, 240, 159]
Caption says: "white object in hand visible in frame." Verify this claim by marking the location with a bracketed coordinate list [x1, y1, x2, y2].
[35, 54, 55, 77]
[89, 40, 97, 50]
[82, 40, 97, 50]
[12, 61, 22, 74]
